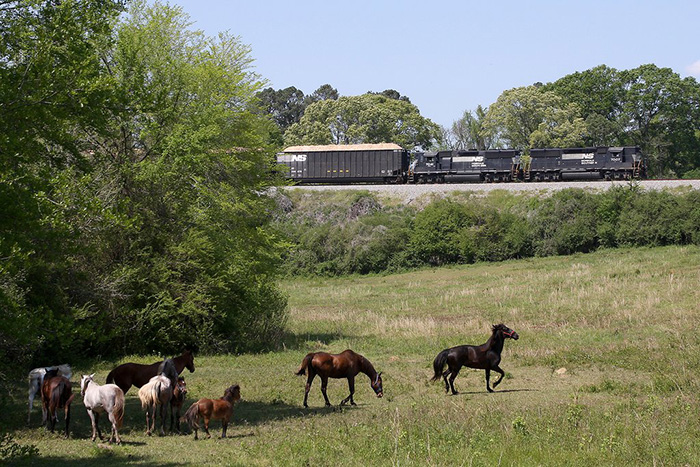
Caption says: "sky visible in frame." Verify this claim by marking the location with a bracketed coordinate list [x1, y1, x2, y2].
[161, 0, 700, 128]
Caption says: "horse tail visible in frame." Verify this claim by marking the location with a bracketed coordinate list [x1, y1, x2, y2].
[113, 390, 125, 429]
[138, 382, 154, 410]
[431, 349, 449, 381]
[181, 401, 200, 430]
[106, 369, 115, 384]
[296, 353, 314, 376]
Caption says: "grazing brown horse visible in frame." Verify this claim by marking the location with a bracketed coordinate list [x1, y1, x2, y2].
[295, 349, 383, 408]
[431, 323, 519, 395]
[106, 350, 195, 394]
[41, 369, 75, 437]
[181, 385, 241, 440]
[170, 376, 187, 433]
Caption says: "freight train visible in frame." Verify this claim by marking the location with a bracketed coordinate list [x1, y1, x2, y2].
[276, 143, 646, 184]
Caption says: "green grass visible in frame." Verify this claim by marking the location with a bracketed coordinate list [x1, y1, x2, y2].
[5, 245, 700, 465]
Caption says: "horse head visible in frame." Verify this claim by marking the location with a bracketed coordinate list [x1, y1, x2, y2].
[494, 323, 519, 340]
[371, 372, 383, 398]
[80, 374, 95, 396]
[184, 350, 195, 373]
[225, 384, 241, 403]
[175, 377, 187, 396]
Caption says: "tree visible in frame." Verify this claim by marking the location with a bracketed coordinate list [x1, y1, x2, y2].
[284, 93, 441, 149]
[450, 105, 493, 150]
[257, 86, 307, 133]
[306, 83, 339, 104]
[0, 0, 289, 365]
[620, 64, 700, 176]
[1, 0, 126, 367]
[546, 65, 627, 146]
[483, 86, 586, 150]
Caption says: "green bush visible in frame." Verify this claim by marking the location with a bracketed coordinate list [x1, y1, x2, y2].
[277, 187, 700, 277]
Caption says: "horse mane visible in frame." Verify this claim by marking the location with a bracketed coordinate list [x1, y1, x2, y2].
[491, 323, 506, 333]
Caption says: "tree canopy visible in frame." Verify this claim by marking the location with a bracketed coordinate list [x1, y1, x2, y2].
[284, 93, 441, 149]
[1, 0, 287, 368]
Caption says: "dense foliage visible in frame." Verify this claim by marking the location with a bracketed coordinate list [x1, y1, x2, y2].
[274, 186, 700, 276]
[284, 93, 441, 150]
[1, 0, 288, 373]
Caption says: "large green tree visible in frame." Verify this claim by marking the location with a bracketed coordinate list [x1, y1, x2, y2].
[1, 0, 126, 367]
[1, 0, 288, 366]
[483, 85, 586, 150]
[449, 105, 492, 150]
[284, 93, 441, 149]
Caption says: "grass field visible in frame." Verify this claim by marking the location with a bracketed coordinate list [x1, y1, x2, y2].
[5, 245, 700, 466]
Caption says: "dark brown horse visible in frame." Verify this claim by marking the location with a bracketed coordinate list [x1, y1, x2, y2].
[41, 369, 75, 437]
[106, 350, 195, 394]
[295, 349, 383, 408]
[170, 376, 187, 433]
[431, 323, 519, 395]
[181, 385, 241, 440]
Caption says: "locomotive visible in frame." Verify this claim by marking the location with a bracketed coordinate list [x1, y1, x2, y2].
[276, 144, 646, 184]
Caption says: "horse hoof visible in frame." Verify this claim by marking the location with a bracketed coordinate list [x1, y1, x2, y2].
[351, 402, 357, 406]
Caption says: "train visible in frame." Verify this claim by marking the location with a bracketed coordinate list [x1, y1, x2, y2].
[276, 143, 647, 184]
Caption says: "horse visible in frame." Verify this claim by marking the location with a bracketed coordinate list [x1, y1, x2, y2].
[138, 374, 173, 436]
[41, 369, 74, 437]
[80, 374, 125, 444]
[295, 349, 383, 408]
[431, 323, 519, 395]
[169, 376, 187, 433]
[27, 364, 72, 424]
[181, 385, 240, 440]
[106, 349, 195, 394]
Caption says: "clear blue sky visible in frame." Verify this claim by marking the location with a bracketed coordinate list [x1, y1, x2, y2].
[163, 0, 700, 128]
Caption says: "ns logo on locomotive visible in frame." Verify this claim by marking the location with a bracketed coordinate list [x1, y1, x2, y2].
[276, 143, 646, 184]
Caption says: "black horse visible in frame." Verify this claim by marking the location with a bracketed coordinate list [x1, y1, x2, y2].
[431, 323, 519, 395]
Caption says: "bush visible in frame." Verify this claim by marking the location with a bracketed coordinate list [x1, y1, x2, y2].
[277, 187, 700, 277]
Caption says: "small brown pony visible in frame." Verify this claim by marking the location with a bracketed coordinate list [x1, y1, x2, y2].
[106, 350, 195, 394]
[295, 349, 383, 408]
[41, 369, 75, 438]
[181, 384, 241, 440]
[169, 376, 187, 433]
[431, 323, 519, 395]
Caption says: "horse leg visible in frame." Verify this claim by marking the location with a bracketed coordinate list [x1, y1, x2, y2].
[64, 404, 71, 438]
[303, 372, 315, 408]
[491, 365, 506, 389]
[441, 369, 451, 393]
[221, 419, 228, 439]
[87, 409, 97, 441]
[107, 410, 120, 444]
[28, 387, 36, 425]
[485, 369, 494, 393]
[158, 404, 166, 436]
[320, 376, 331, 407]
[145, 405, 152, 436]
[203, 416, 211, 439]
[448, 366, 461, 395]
[340, 377, 355, 406]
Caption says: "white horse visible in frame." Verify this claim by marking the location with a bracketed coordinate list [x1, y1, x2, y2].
[28, 364, 72, 424]
[80, 374, 125, 444]
[138, 375, 173, 436]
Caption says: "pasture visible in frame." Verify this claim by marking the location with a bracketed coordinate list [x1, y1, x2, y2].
[6, 245, 700, 466]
